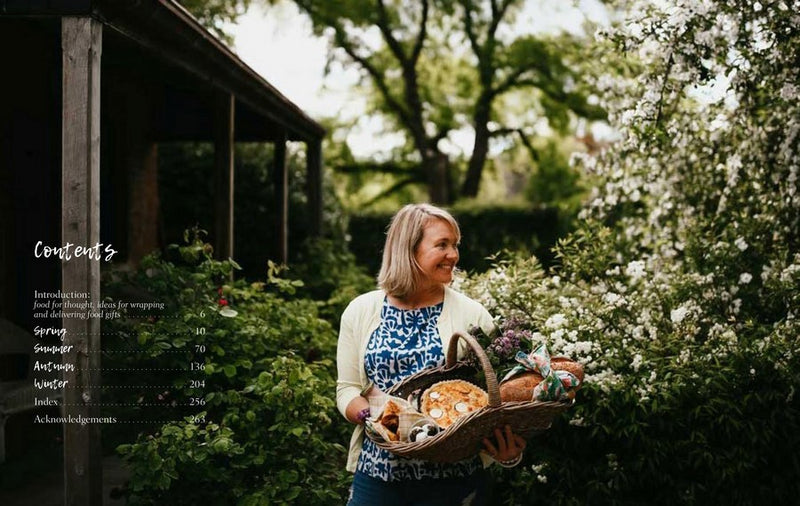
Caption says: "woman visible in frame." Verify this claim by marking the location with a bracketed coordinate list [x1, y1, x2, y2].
[337, 203, 525, 505]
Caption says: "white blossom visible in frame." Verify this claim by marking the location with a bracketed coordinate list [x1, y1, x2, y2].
[670, 305, 689, 324]
[545, 313, 567, 330]
[603, 292, 623, 307]
[631, 353, 643, 372]
[625, 260, 647, 281]
[780, 82, 798, 101]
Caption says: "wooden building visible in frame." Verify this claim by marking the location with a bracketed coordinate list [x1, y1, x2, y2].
[0, 1, 325, 504]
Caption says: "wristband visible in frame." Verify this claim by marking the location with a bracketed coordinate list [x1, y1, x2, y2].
[497, 453, 523, 468]
[356, 408, 371, 424]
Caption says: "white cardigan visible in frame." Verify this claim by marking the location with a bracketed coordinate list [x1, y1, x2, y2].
[336, 286, 495, 472]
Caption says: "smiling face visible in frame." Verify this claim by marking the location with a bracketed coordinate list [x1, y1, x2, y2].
[414, 218, 460, 289]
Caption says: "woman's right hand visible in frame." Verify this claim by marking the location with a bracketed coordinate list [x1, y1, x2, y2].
[345, 396, 371, 425]
[346, 384, 388, 424]
[363, 383, 388, 407]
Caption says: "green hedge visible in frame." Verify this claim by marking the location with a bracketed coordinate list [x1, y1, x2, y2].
[102, 232, 352, 505]
[492, 356, 800, 506]
[348, 204, 563, 275]
[459, 251, 800, 505]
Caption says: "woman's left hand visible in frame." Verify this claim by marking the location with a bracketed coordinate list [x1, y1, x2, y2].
[482, 425, 526, 463]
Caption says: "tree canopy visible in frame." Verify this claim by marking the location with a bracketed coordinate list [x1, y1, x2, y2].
[180, 0, 606, 204]
[294, 0, 605, 203]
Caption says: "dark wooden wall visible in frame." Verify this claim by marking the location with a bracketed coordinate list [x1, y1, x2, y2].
[0, 19, 63, 331]
[101, 64, 161, 264]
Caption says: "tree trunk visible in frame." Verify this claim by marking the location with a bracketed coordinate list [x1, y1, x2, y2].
[426, 152, 453, 204]
[461, 102, 491, 198]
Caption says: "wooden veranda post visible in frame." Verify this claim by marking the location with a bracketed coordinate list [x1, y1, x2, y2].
[273, 134, 289, 264]
[214, 92, 235, 261]
[306, 139, 323, 237]
[61, 16, 103, 506]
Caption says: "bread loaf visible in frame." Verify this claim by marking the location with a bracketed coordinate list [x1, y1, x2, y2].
[499, 371, 543, 402]
[499, 358, 584, 402]
[552, 357, 585, 384]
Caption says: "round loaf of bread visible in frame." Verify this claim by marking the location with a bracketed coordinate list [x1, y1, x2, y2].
[499, 371, 543, 402]
[552, 357, 585, 384]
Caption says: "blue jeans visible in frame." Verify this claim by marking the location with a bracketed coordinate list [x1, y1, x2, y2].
[347, 470, 491, 506]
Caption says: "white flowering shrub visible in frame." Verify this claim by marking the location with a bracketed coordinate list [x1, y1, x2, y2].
[460, 1, 799, 504]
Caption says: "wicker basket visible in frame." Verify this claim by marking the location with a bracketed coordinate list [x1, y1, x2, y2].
[366, 330, 573, 463]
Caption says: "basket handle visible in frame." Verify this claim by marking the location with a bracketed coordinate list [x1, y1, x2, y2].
[446, 330, 501, 407]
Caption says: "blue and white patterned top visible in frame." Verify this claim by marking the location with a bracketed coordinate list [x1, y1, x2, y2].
[356, 297, 482, 481]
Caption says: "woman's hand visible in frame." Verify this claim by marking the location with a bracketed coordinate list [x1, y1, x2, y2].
[482, 425, 526, 465]
[345, 396, 371, 425]
[345, 384, 388, 424]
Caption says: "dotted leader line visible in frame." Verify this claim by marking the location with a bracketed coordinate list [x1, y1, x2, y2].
[53, 316, 180, 321]
[115, 316, 181, 319]
[78, 368, 188, 371]
[61, 403, 193, 407]
[70, 333, 130, 336]
[88, 350, 204, 354]
[72, 333, 196, 336]
[64, 385, 178, 388]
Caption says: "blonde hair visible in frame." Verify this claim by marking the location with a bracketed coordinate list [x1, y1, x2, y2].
[377, 203, 461, 299]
